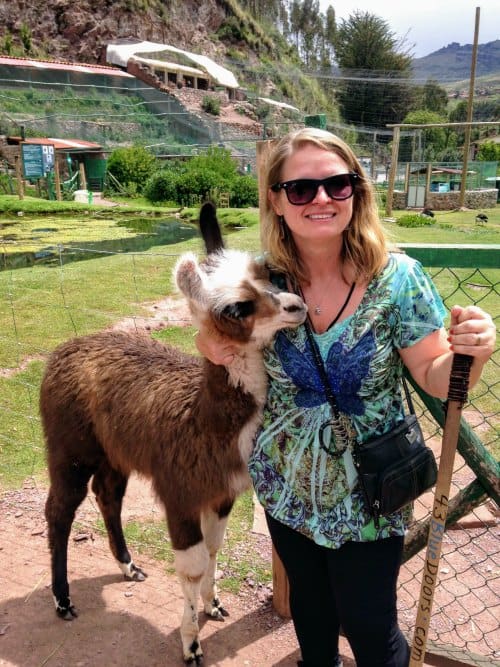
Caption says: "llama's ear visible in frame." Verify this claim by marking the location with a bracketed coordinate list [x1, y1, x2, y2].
[174, 253, 207, 303]
[199, 201, 224, 255]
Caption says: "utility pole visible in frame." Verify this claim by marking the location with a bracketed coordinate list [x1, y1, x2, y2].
[459, 7, 480, 209]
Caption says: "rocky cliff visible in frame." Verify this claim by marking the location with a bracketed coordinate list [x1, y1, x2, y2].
[0, 0, 229, 64]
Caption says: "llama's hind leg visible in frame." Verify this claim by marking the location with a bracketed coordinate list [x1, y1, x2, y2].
[200, 500, 233, 619]
[91, 462, 146, 581]
[45, 464, 93, 620]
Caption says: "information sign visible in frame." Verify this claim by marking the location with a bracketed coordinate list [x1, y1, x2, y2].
[21, 143, 55, 178]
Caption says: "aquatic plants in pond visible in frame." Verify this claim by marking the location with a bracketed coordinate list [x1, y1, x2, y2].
[0, 215, 199, 270]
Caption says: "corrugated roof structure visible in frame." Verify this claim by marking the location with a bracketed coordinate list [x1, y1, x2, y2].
[8, 136, 102, 152]
[0, 55, 132, 77]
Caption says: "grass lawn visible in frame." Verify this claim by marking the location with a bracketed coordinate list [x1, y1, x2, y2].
[1, 198, 498, 482]
[1, 195, 497, 592]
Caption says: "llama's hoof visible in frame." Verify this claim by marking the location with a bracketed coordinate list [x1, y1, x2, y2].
[130, 563, 147, 582]
[184, 639, 203, 664]
[55, 602, 78, 620]
[121, 561, 147, 582]
[206, 597, 229, 620]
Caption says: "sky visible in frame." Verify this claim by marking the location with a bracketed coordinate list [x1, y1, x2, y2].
[318, 1, 500, 58]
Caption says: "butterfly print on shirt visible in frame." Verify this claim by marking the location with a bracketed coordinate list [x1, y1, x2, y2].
[274, 329, 376, 415]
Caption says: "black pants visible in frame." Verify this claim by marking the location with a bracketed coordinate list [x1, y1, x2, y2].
[266, 513, 410, 667]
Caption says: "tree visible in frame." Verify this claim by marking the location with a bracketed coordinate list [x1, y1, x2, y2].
[477, 140, 500, 162]
[324, 6, 336, 45]
[422, 79, 448, 115]
[400, 110, 450, 162]
[333, 11, 415, 131]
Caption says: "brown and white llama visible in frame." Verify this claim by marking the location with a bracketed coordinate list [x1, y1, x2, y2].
[40, 202, 306, 664]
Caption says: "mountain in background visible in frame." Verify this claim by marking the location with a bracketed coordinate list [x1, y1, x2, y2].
[412, 40, 500, 82]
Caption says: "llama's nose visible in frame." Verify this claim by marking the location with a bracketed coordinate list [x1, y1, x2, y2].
[284, 303, 304, 312]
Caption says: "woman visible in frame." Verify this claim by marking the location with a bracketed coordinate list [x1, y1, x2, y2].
[197, 128, 496, 666]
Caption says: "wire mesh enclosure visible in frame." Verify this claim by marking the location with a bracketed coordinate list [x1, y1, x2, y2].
[0, 232, 498, 666]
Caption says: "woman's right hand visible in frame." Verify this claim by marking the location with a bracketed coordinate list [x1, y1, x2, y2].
[194, 326, 240, 365]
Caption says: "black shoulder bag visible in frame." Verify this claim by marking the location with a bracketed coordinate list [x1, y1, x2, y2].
[304, 322, 438, 527]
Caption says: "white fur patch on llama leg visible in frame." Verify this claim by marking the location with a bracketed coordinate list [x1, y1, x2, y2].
[175, 542, 209, 663]
[201, 509, 230, 618]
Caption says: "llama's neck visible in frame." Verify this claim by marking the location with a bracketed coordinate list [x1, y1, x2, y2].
[226, 348, 268, 407]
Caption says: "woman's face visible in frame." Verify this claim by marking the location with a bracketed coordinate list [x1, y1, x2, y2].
[269, 143, 354, 248]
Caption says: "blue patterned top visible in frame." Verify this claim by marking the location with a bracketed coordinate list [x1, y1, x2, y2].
[248, 253, 447, 548]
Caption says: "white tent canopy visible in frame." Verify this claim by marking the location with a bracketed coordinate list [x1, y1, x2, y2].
[106, 40, 239, 89]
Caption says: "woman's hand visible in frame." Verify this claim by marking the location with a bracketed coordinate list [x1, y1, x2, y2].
[194, 326, 240, 365]
[447, 305, 496, 361]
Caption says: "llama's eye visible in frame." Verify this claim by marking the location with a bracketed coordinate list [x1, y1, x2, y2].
[221, 301, 255, 320]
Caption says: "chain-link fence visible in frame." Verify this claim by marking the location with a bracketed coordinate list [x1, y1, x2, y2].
[396, 250, 499, 666]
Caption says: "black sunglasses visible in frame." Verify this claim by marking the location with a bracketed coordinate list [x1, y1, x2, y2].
[271, 172, 359, 205]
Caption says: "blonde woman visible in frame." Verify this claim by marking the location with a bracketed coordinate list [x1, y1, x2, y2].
[197, 128, 495, 666]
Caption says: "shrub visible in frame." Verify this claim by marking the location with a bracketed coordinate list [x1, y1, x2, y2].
[217, 16, 244, 42]
[201, 95, 221, 116]
[230, 175, 259, 207]
[176, 168, 222, 206]
[144, 171, 179, 204]
[107, 146, 157, 194]
[396, 214, 435, 228]
[189, 146, 238, 180]
[477, 140, 500, 162]
[20, 23, 32, 55]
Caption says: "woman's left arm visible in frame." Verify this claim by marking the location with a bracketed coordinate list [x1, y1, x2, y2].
[399, 305, 496, 399]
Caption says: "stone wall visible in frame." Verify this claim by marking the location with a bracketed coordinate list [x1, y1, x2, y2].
[174, 87, 228, 109]
[393, 189, 498, 210]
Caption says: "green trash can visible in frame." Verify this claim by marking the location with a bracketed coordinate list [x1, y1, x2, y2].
[304, 114, 327, 130]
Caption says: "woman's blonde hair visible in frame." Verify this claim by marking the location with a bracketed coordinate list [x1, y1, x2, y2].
[261, 127, 388, 284]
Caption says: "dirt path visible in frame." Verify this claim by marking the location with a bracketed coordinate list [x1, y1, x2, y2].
[0, 480, 359, 667]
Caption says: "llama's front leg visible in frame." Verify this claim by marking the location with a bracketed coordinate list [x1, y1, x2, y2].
[174, 541, 209, 664]
[200, 502, 233, 619]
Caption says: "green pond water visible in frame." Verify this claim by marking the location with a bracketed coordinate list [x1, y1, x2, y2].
[0, 216, 200, 270]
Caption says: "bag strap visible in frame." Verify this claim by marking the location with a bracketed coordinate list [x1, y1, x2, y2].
[304, 320, 342, 419]
[402, 375, 416, 415]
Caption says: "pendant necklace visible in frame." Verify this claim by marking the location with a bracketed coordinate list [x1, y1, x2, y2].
[299, 280, 356, 325]
[307, 273, 337, 315]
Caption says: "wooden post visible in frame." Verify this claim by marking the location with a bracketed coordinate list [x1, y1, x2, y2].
[272, 546, 291, 617]
[54, 159, 62, 201]
[386, 125, 400, 216]
[14, 154, 24, 200]
[256, 139, 277, 247]
[78, 162, 87, 191]
[459, 7, 480, 209]
[425, 163, 432, 204]
[256, 137, 291, 618]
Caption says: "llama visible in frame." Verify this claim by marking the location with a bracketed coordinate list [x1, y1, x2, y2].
[40, 202, 307, 664]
